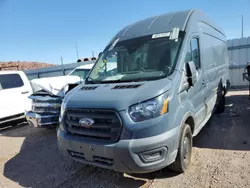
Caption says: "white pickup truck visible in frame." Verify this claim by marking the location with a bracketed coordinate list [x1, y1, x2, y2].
[0, 63, 94, 128]
[0, 71, 33, 126]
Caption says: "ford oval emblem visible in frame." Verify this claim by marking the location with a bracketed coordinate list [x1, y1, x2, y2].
[79, 118, 95, 128]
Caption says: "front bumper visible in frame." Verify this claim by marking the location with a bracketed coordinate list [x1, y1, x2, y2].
[57, 126, 179, 173]
[25, 111, 59, 128]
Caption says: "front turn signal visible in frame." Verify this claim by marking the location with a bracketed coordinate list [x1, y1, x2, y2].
[160, 98, 169, 115]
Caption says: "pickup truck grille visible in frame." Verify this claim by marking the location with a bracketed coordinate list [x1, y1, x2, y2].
[31, 98, 62, 114]
[65, 109, 122, 143]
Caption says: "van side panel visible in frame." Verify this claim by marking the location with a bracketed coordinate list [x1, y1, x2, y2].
[198, 22, 229, 115]
[174, 10, 229, 135]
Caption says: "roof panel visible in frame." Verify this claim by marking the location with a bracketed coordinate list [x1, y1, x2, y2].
[115, 9, 193, 41]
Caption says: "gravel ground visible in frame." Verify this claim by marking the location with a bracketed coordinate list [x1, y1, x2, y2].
[0, 90, 250, 188]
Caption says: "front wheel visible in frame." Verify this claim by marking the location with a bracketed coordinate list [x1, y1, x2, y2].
[168, 123, 192, 173]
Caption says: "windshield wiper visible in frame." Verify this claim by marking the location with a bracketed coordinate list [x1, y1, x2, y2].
[100, 78, 147, 83]
[122, 75, 166, 82]
[99, 79, 125, 83]
[122, 70, 144, 74]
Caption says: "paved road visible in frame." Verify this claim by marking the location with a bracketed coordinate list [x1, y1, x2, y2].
[1, 90, 250, 188]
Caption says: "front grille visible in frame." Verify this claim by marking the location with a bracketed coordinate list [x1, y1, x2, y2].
[68, 150, 114, 166]
[65, 109, 122, 143]
[68, 150, 85, 160]
[93, 156, 114, 166]
[32, 101, 61, 113]
[32, 106, 60, 113]
[31, 97, 62, 114]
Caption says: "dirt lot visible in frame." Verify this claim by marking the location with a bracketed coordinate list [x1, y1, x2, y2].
[0, 90, 250, 188]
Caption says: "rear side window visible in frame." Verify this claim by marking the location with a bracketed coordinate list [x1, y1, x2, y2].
[185, 38, 200, 69]
[0, 74, 24, 90]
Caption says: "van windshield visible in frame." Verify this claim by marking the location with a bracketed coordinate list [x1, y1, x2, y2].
[87, 31, 184, 84]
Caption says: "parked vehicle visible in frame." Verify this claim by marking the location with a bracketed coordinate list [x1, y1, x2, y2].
[57, 9, 230, 173]
[0, 71, 33, 126]
[25, 63, 94, 128]
[68, 63, 95, 79]
[242, 61, 250, 99]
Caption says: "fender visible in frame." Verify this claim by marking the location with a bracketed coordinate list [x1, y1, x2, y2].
[174, 111, 195, 149]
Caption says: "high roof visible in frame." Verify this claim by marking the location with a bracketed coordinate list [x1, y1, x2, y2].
[113, 9, 194, 41]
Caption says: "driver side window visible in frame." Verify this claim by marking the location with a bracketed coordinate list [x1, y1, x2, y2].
[185, 38, 200, 69]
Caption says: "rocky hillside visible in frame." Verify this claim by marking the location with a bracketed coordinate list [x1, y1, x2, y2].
[0, 61, 55, 71]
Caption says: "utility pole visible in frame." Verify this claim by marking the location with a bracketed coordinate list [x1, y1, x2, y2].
[75, 42, 80, 66]
[60, 56, 64, 65]
[241, 15, 244, 38]
[92, 51, 95, 58]
[61, 56, 65, 75]
[75, 42, 79, 60]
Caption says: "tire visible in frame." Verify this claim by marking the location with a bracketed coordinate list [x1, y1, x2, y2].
[168, 123, 192, 173]
[215, 88, 225, 114]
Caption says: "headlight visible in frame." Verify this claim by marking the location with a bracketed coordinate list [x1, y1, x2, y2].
[59, 91, 73, 118]
[59, 100, 67, 131]
[60, 100, 66, 118]
[59, 88, 76, 131]
[60, 84, 80, 118]
[129, 94, 169, 122]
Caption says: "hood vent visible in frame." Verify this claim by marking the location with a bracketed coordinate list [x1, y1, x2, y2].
[112, 84, 142, 89]
[81, 86, 98, 90]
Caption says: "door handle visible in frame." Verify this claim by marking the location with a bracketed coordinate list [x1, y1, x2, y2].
[22, 91, 29, 94]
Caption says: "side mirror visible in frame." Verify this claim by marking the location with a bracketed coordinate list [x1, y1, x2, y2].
[186, 61, 197, 86]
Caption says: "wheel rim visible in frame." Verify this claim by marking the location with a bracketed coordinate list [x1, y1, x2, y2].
[182, 134, 191, 168]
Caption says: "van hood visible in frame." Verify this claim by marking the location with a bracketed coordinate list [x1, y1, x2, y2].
[30, 75, 81, 97]
[66, 78, 172, 111]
